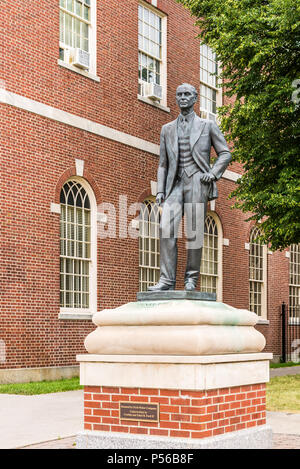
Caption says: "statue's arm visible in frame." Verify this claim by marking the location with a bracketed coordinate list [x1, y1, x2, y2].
[156, 127, 168, 204]
[210, 121, 232, 180]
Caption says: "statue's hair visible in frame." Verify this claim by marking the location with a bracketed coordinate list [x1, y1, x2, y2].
[177, 83, 198, 98]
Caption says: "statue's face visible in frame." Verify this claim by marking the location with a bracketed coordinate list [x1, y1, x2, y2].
[176, 84, 197, 111]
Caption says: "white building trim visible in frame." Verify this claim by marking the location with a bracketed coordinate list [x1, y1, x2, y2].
[0, 88, 242, 183]
[0, 89, 160, 156]
[57, 59, 100, 82]
[222, 169, 241, 182]
[150, 180, 158, 196]
[75, 159, 85, 177]
[50, 203, 61, 214]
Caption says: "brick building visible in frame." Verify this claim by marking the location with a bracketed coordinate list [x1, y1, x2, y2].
[1, 0, 298, 382]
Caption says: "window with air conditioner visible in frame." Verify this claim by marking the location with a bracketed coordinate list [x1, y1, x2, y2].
[59, 0, 96, 75]
[138, 2, 167, 106]
[200, 44, 222, 122]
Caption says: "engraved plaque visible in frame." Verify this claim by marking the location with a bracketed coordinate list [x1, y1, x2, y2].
[119, 402, 159, 422]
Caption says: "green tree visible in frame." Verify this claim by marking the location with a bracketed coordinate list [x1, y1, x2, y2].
[178, 0, 300, 250]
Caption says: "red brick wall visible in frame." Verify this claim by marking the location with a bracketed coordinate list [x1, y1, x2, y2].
[1, 0, 289, 370]
[83, 384, 267, 438]
[3, 0, 199, 142]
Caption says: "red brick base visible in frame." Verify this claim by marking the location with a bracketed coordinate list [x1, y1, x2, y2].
[83, 384, 266, 440]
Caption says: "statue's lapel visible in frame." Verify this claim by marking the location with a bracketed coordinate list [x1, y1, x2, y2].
[190, 115, 206, 151]
[169, 119, 179, 160]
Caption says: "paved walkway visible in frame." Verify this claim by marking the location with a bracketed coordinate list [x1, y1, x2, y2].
[0, 390, 83, 449]
[267, 411, 300, 435]
[270, 366, 300, 377]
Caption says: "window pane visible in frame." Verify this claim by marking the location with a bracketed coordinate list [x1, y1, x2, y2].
[82, 38, 89, 52]
[75, 0, 82, 16]
[83, 5, 90, 20]
[67, 0, 73, 13]
[65, 13, 73, 46]
[82, 22, 89, 38]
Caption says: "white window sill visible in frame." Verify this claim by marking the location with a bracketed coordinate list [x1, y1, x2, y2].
[58, 60, 100, 82]
[289, 319, 300, 325]
[138, 95, 170, 113]
[59, 310, 94, 320]
[257, 319, 269, 325]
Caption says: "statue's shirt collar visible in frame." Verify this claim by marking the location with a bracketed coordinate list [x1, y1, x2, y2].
[178, 111, 196, 124]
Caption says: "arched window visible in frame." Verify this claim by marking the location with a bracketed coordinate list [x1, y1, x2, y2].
[200, 213, 222, 300]
[139, 197, 160, 292]
[249, 227, 267, 317]
[60, 178, 97, 313]
[289, 244, 300, 319]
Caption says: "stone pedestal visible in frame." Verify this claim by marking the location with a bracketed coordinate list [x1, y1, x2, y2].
[77, 295, 272, 449]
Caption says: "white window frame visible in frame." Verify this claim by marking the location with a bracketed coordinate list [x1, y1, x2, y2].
[59, 177, 97, 318]
[200, 43, 222, 122]
[289, 244, 300, 323]
[200, 211, 223, 301]
[59, 0, 97, 78]
[138, 0, 168, 109]
[249, 227, 268, 319]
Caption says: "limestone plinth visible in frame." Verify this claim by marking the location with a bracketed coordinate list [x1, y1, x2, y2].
[84, 299, 266, 355]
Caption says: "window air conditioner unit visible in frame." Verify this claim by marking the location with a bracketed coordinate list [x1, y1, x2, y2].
[71, 48, 90, 70]
[143, 82, 163, 101]
[200, 109, 216, 122]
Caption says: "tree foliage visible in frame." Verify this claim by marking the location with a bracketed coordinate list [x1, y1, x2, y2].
[178, 0, 300, 250]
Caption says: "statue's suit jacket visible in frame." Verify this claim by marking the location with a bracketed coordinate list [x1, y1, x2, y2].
[157, 115, 232, 201]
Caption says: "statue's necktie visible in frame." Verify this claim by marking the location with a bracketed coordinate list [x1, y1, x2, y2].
[180, 118, 189, 137]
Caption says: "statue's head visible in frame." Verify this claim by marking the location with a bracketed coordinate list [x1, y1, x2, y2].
[176, 83, 198, 111]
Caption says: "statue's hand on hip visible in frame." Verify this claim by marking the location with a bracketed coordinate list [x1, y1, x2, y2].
[156, 193, 165, 206]
[200, 172, 216, 183]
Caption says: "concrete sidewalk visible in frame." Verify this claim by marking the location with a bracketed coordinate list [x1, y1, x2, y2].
[267, 411, 300, 435]
[0, 390, 83, 449]
[270, 365, 300, 377]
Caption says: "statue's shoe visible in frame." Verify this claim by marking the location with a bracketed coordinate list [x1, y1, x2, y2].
[148, 282, 173, 292]
[185, 282, 196, 291]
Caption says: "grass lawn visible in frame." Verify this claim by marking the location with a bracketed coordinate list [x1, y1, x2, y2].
[266, 375, 300, 413]
[270, 362, 300, 369]
[0, 377, 83, 395]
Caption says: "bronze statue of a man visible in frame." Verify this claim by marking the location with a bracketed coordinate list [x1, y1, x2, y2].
[148, 83, 231, 292]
